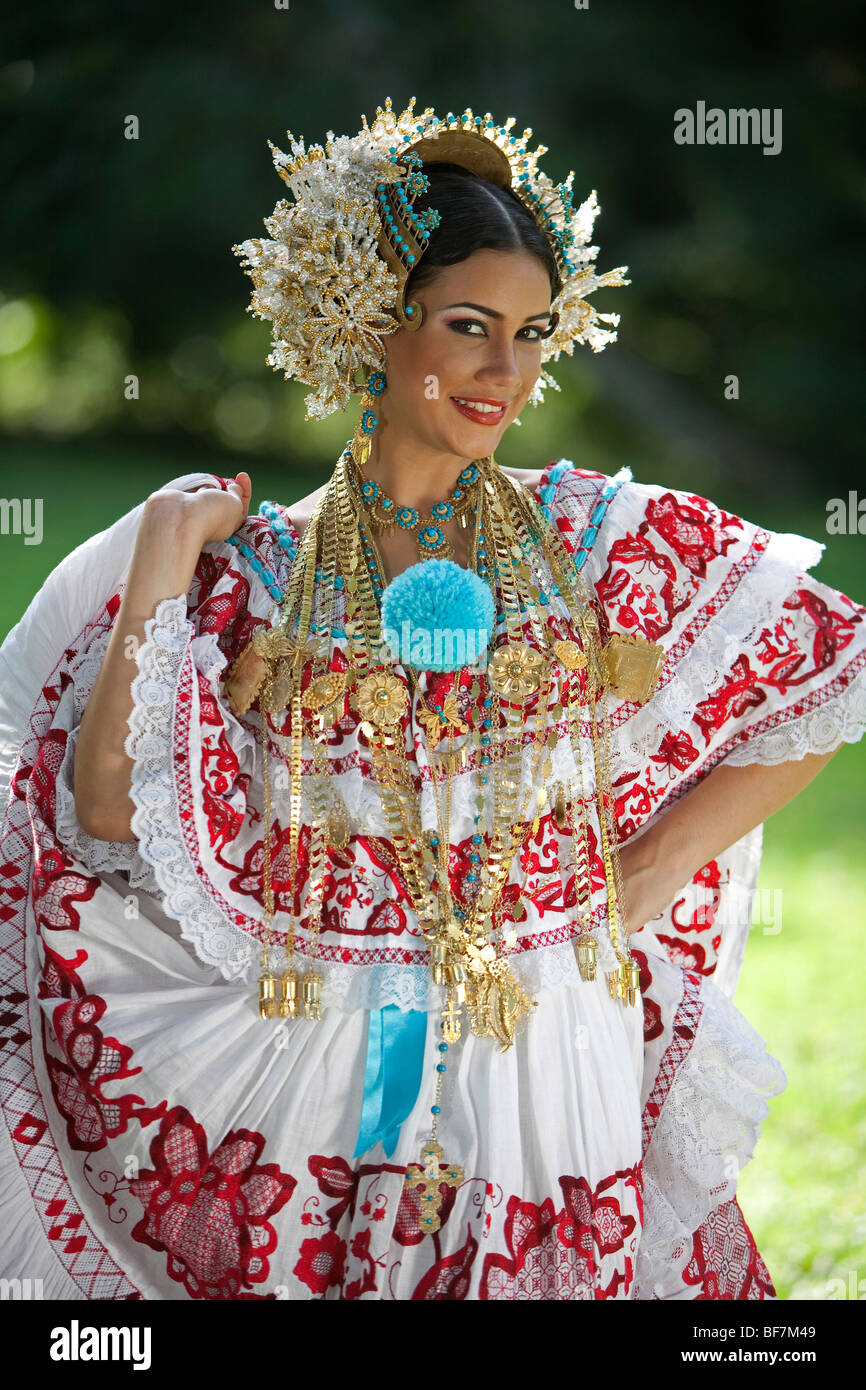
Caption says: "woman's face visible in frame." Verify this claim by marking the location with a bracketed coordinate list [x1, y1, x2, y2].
[377, 248, 554, 461]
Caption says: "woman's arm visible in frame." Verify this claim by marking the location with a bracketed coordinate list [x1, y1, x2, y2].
[73, 477, 250, 843]
[617, 748, 840, 936]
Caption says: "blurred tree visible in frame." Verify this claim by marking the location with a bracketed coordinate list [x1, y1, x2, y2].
[1, 0, 863, 499]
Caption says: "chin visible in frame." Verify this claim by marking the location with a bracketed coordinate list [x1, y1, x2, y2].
[444, 419, 511, 459]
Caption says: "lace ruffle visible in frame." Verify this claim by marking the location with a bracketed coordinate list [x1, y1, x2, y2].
[125, 593, 259, 981]
[633, 955, 787, 1299]
[572, 508, 836, 777]
[54, 723, 162, 891]
[49, 612, 164, 890]
[722, 662, 866, 765]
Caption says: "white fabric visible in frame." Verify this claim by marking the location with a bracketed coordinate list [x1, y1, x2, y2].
[1, 463, 859, 1300]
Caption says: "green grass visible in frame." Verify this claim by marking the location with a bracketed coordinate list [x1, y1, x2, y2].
[2, 438, 864, 1299]
[734, 763, 866, 1301]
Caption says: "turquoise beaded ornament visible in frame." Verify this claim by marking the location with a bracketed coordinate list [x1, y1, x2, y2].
[380, 558, 495, 673]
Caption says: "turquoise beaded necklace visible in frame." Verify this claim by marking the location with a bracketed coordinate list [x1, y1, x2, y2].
[350, 449, 482, 565]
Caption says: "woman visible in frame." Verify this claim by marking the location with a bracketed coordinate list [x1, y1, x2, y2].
[1, 101, 864, 1301]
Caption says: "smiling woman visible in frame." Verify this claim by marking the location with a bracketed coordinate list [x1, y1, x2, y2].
[2, 99, 865, 1304]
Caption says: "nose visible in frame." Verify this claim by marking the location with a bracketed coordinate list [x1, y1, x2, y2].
[475, 331, 522, 391]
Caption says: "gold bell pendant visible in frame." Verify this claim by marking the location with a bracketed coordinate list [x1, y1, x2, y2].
[446, 960, 468, 1005]
[258, 969, 278, 1020]
[279, 967, 300, 1019]
[430, 938, 448, 986]
[607, 965, 624, 1002]
[622, 956, 641, 1008]
[574, 933, 598, 982]
[302, 971, 323, 1021]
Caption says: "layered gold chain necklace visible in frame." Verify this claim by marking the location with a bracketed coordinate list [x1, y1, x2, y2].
[226, 447, 645, 1032]
[223, 447, 659, 1213]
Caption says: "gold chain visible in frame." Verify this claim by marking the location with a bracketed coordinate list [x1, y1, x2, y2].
[253, 449, 639, 1028]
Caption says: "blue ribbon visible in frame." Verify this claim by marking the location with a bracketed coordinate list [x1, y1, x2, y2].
[353, 1006, 429, 1159]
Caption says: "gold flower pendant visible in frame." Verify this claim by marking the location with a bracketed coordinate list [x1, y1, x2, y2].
[355, 670, 410, 727]
[487, 642, 545, 700]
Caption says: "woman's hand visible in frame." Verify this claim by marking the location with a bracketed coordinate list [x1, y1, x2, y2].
[147, 471, 253, 546]
[615, 835, 679, 938]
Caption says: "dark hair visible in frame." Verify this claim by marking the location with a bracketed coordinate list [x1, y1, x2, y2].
[405, 163, 562, 302]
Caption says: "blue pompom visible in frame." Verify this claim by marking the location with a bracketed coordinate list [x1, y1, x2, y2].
[380, 559, 495, 672]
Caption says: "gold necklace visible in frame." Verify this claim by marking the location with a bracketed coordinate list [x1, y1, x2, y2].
[238, 451, 641, 1016]
[225, 446, 647, 1221]
[348, 441, 483, 564]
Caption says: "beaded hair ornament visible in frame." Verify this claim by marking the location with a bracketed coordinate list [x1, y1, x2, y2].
[232, 97, 631, 420]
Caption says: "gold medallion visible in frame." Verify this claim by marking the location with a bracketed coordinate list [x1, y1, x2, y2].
[603, 633, 665, 703]
[487, 642, 545, 700]
[355, 670, 410, 726]
[552, 639, 587, 671]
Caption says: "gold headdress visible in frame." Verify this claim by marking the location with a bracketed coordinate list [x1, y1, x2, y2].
[233, 97, 631, 420]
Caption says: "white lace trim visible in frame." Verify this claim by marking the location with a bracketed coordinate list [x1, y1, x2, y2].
[634, 965, 787, 1299]
[54, 723, 162, 891]
[722, 662, 866, 765]
[125, 593, 259, 982]
[302, 929, 624, 1014]
[48, 607, 163, 890]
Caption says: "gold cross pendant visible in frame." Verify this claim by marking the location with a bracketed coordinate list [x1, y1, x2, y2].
[403, 1141, 465, 1235]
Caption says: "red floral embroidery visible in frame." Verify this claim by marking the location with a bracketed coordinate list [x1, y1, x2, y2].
[345, 1227, 382, 1300]
[46, 995, 162, 1150]
[411, 1223, 479, 1300]
[32, 845, 100, 934]
[294, 1230, 348, 1295]
[596, 532, 691, 641]
[306, 1153, 358, 1229]
[27, 726, 68, 828]
[630, 949, 663, 1042]
[651, 729, 700, 776]
[682, 1197, 777, 1299]
[37, 942, 88, 1001]
[480, 1164, 641, 1299]
[693, 653, 766, 747]
[645, 492, 741, 579]
[130, 1104, 296, 1299]
[191, 552, 250, 641]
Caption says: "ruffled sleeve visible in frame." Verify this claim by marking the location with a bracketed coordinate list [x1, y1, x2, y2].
[537, 459, 866, 996]
[119, 508, 299, 983]
[539, 458, 866, 787]
[20, 477, 299, 986]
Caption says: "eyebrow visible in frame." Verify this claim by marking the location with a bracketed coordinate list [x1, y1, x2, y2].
[441, 302, 551, 323]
